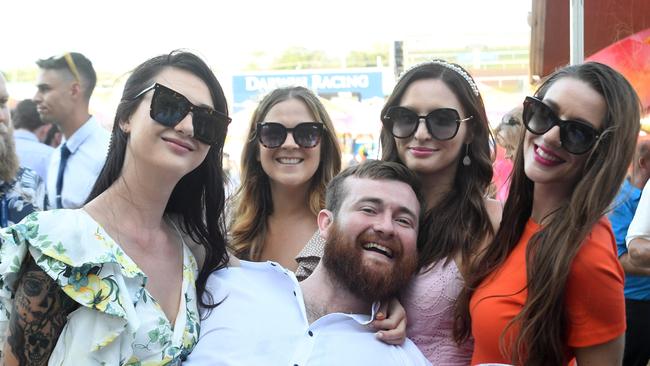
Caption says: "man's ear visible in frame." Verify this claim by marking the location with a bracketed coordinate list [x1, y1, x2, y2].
[69, 81, 83, 99]
[317, 209, 334, 241]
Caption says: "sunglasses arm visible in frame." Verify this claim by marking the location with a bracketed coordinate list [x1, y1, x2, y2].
[248, 129, 258, 143]
[129, 84, 157, 101]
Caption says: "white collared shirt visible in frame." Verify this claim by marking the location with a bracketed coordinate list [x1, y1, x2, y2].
[185, 261, 430, 366]
[13, 129, 54, 181]
[46, 116, 110, 209]
[627, 180, 650, 247]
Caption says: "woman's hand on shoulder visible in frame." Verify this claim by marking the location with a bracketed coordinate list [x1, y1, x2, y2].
[3, 257, 78, 366]
[371, 297, 407, 345]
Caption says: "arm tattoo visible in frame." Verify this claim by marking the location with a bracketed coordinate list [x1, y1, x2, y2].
[4, 257, 78, 366]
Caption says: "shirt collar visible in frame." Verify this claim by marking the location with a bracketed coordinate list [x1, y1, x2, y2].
[62, 116, 98, 153]
[13, 129, 38, 142]
[259, 261, 382, 326]
[346, 301, 380, 326]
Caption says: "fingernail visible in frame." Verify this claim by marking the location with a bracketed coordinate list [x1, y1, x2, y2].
[375, 332, 383, 339]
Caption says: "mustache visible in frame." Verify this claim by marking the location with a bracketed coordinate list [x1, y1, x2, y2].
[358, 231, 402, 257]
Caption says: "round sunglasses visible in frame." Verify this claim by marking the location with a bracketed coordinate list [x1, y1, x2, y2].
[131, 83, 231, 145]
[522, 96, 601, 155]
[381, 106, 472, 140]
[256, 122, 325, 149]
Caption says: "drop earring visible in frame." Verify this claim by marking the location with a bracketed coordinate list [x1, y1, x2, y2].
[462, 144, 471, 166]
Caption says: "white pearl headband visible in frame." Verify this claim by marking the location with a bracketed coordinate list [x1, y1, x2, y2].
[399, 59, 480, 97]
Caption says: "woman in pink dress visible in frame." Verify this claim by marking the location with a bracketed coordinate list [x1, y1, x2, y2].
[380, 60, 502, 365]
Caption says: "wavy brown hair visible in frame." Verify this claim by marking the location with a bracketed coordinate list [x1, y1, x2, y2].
[229, 86, 341, 260]
[380, 61, 495, 270]
[455, 62, 641, 365]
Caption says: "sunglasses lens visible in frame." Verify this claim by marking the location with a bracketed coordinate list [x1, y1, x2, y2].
[193, 109, 227, 145]
[259, 123, 287, 148]
[524, 99, 553, 134]
[385, 107, 418, 138]
[427, 109, 461, 140]
[294, 124, 322, 148]
[562, 123, 597, 154]
[151, 87, 189, 127]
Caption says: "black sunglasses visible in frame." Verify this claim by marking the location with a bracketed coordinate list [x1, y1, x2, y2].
[522, 96, 601, 155]
[382, 106, 472, 140]
[256, 122, 324, 149]
[132, 83, 231, 145]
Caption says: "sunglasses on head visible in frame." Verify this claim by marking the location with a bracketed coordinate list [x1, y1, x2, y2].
[381, 106, 472, 140]
[256, 122, 324, 149]
[61, 53, 81, 82]
[522, 96, 601, 155]
[132, 83, 231, 145]
[47, 52, 81, 82]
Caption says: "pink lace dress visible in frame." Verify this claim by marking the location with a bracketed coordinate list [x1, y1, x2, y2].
[402, 259, 473, 365]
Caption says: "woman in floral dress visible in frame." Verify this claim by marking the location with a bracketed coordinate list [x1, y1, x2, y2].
[0, 51, 232, 365]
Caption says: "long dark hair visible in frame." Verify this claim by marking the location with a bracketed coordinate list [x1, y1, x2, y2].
[86, 50, 230, 310]
[455, 62, 641, 365]
[380, 61, 494, 270]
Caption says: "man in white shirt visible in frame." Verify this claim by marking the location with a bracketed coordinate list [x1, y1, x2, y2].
[33, 52, 109, 209]
[11, 99, 54, 181]
[187, 160, 430, 365]
[628, 180, 650, 267]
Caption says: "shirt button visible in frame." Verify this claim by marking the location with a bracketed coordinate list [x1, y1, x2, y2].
[308, 330, 314, 337]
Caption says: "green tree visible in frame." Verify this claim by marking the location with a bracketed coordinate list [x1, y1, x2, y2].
[346, 45, 389, 67]
[271, 47, 340, 70]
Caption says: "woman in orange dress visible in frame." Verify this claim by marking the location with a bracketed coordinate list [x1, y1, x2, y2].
[456, 62, 641, 365]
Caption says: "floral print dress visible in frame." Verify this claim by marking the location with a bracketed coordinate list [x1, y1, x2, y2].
[0, 209, 200, 365]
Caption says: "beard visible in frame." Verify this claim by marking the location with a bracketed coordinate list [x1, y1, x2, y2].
[322, 223, 418, 303]
[0, 123, 19, 182]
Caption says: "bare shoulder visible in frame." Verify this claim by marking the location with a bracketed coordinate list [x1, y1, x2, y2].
[462, 198, 504, 268]
[484, 198, 504, 231]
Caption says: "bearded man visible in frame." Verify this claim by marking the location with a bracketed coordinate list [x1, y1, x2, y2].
[186, 160, 430, 366]
[0, 73, 44, 228]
